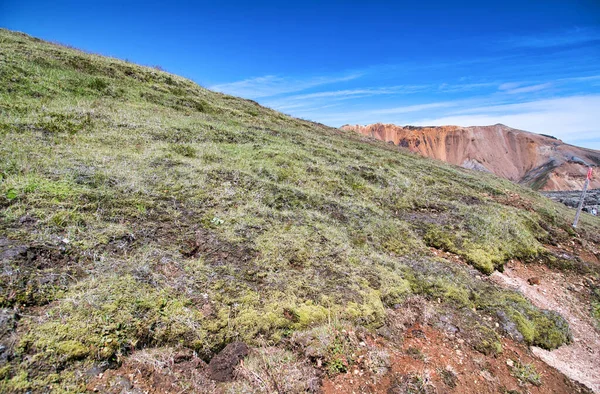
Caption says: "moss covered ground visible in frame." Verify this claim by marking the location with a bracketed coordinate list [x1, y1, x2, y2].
[1, 29, 599, 392]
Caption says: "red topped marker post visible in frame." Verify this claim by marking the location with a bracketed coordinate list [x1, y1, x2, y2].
[572, 167, 593, 228]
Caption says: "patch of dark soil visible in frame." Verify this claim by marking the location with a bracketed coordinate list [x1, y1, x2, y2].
[0, 238, 84, 307]
[97, 233, 137, 256]
[492, 191, 535, 212]
[88, 348, 212, 394]
[207, 342, 249, 382]
[460, 195, 483, 205]
[181, 228, 257, 269]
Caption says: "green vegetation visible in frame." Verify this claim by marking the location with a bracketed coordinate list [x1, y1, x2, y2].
[510, 360, 542, 387]
[0, 29, 599, 391]
[592, 286, 600, 325]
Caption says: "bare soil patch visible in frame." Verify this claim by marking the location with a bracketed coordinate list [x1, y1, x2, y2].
[322, 324, 589, 394]
[490, 260, 600, 392]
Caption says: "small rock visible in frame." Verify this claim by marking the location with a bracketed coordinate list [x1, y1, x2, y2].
[376, 326, 392, 339]
[18, 215, 36, 225]
[208, 342, 249, 382]
[506, 359, 514, 367]
[86, 360, 118, 377]
[0, 238, 28, 262]
[0, 309, 18, 338]
[480, 369, 497, 382]
[115, 376, 132, 390]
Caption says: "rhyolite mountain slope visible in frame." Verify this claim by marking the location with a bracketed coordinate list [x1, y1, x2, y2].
[1, 29, 599, 393]
[341, 123, 600, 191]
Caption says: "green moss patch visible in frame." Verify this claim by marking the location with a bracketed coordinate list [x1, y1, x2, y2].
[20, 275, 205, 362]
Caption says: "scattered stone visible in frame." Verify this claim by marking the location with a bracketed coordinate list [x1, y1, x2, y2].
[376, 325, 392, 339]
[207, 342, 249, 382]
[0, 309, 17, 338]
[506, 359, 514, 367]
[409, 329, 426, 339]
[0, 238, 28, 262]
[85, 360, 117, 377]
[115, 375, 133, 390]
[479, 369, 497, 383]
[18, 215, 36, 225]
[496, 311, 524, 343]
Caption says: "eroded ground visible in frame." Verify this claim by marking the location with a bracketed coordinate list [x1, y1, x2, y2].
[86, 300, 593, 394]
[491, 260, 600, 392]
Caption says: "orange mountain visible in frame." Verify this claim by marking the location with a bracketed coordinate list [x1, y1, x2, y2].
[341, 123, 600, 191]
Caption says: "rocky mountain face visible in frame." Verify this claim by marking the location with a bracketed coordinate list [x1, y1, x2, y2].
[341, 123, 600, 191]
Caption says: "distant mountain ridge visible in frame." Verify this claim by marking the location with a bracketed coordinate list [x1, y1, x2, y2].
[341, 123, 600, 191]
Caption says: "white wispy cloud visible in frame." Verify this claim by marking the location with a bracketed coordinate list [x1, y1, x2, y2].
[280, 86, 426, 100]
[264, 81, 500, 113]
[309, 101, 459, 125]
[502, 27, 600, 48]
[368, 102, 458, 115]
[209, 73, 362, 99]
[438, 82, 497, 93]
[263, 85, 432, 111]
[498, 82, 552, 94]
[411, 95, 600, 149]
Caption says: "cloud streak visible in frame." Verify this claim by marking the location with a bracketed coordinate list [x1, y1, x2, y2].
[502, 28, 600, 48]
[210, 73, 362, 99]
[498, 82, 552, 94]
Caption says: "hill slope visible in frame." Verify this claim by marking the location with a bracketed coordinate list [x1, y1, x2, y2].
[341, 123, 600, 191]
[1, 29, 600, 393]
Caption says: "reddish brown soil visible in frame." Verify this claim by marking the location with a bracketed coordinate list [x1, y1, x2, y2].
[87, 348, 216, 393]
[490, 261, 600, 392]
[322, 324, 589, 394]
[88, 322, 590, 394]
[342, 123, 600, 191]
[430, 238, 600, 393]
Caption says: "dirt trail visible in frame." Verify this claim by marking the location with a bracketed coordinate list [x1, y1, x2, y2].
[490, 261, 600, 392]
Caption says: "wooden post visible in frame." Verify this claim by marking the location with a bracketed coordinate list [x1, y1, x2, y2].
[573, 167, 593, 228]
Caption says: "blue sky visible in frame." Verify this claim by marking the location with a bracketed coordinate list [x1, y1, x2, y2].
[2, 0, 600, 148]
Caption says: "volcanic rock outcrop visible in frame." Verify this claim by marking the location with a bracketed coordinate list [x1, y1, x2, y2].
[542, 189, 600, 215]
[341, 123, 600, 191]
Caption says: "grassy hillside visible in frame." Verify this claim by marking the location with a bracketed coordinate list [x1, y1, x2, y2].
[1, 29, 599, 392]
